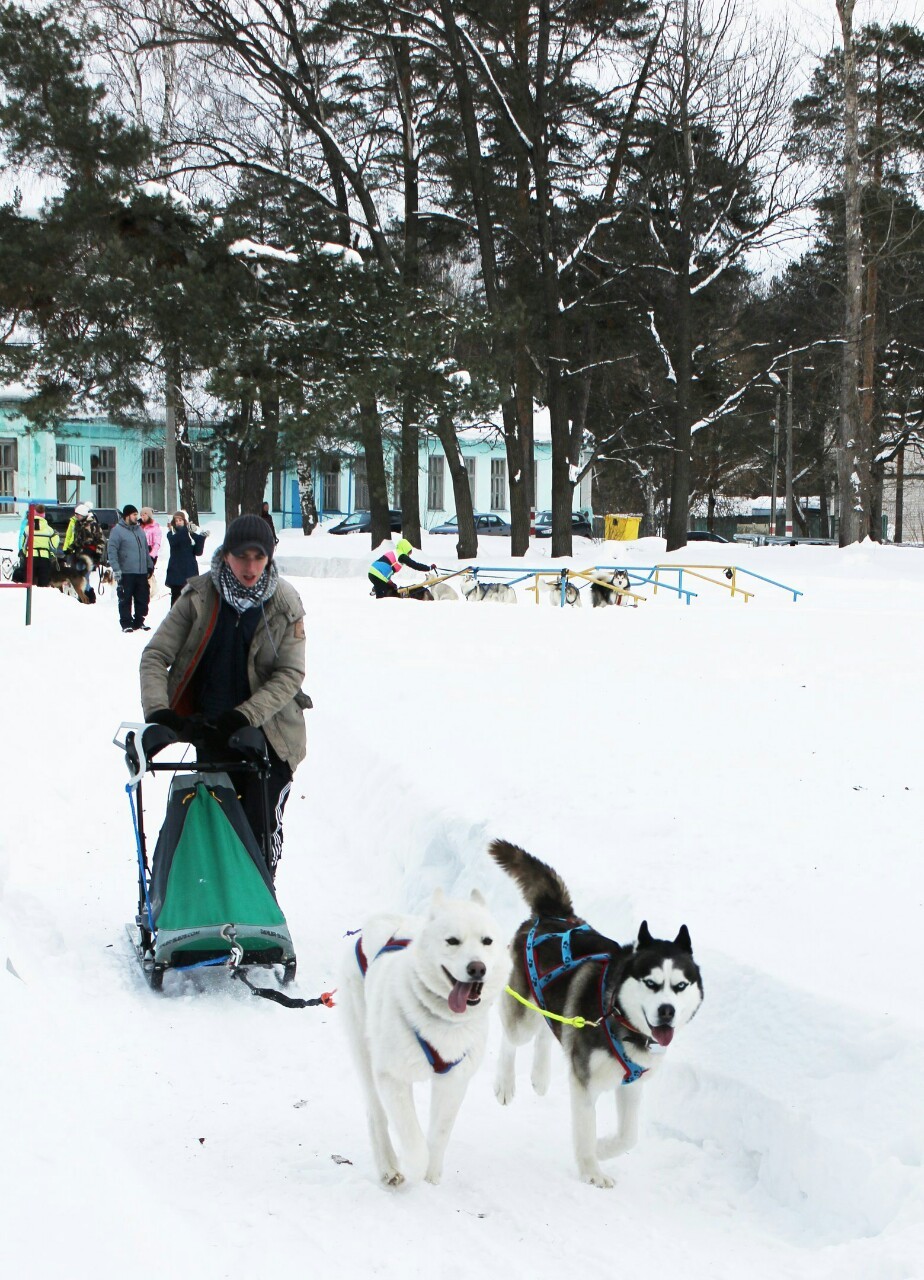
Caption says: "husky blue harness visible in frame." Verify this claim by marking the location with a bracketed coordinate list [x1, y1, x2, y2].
[355, 935, 465, 1075]
[524, 919, 647, 1085]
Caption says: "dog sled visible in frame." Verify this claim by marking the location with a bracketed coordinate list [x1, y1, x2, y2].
[115, 721, 301, 995]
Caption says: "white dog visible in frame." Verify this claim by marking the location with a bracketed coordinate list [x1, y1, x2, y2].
[341, 888, 506, 1187]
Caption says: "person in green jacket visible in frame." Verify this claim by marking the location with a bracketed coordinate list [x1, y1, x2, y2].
[19, 505, 59, 587]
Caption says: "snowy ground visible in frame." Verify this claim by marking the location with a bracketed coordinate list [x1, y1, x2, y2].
[2, 527, 922, 1280]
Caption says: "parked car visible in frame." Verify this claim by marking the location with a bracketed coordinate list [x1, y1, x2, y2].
[534, 510, 594, 539]
[686, 530, 729, 543]
[430, 512, 512, 536]
[45, 504, 121, 539]
[328, 510, 403, 534]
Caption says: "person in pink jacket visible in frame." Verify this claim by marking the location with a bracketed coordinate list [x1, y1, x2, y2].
[139, 508, 163, 568]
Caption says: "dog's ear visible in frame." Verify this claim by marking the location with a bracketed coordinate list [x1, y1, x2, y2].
[429, 887, 446, 915]
[636, 920, 653, 949]
[469, 887, 486, 906]
[674, 924, 692, 953]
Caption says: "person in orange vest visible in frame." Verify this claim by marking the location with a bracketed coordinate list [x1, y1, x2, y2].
[368, 538, 434, 599]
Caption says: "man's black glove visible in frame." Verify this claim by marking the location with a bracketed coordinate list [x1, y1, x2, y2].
[208, 708, 249, 740]
[147, 708, 184, 734]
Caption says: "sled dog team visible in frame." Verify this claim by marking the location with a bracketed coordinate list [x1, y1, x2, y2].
[342, 839, 703, 1190]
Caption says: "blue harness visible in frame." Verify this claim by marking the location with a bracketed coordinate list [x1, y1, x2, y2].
[524, 919, 647, 1085]
[355, 935, 465, 1075]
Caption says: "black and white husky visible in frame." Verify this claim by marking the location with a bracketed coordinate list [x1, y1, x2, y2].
[461, 572, 517, 603]
[590, 569, 631, 607]
[489, 839, 703, 1187]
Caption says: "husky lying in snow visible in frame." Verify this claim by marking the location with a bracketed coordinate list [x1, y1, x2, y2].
[404, 580, 459, 601]
[461, 572, 517, 603]
[589, 569, 631, 607]
[540, 577, 582, 607]
[341, 888, 506, 1187]
[489, 839, 703, 1188]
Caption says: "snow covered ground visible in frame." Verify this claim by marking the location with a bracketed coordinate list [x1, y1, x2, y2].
[2, 527, 922, 1280]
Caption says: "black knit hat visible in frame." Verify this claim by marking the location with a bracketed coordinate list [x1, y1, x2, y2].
[224, 513, 275, 560]
[121, 504, 138, 518]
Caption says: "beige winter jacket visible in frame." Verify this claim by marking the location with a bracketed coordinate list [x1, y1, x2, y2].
[139, 571, 308, 768]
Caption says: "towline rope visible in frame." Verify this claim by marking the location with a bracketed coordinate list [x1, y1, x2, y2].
[504, 984, 604, 1029]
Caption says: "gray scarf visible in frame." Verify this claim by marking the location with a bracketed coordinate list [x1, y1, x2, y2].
[210, 548, 279, 614]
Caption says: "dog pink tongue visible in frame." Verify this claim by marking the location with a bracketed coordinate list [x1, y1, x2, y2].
[651, 1024, 674, 1047]
[449, 981, 474, 1014]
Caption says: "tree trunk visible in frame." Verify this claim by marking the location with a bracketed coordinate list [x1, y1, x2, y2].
[358, 395, 391, 545]
[861, 47, 883, 542]
[295, 455, 319, 535]
[166, 359, 198, 523]
[836, 0, 867, 546]
[400, 393, 421, 545]
[666, 264, 693, 551]
[894, 444, 904, 543]
[665, 0, 694, 554]
[433, 415, 476, 559]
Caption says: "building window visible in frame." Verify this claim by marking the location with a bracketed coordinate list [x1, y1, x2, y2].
[354, 456, 369, 510]
[193, 450, 212, 512]
[465, 456, 476, 502]
[0, 438, 17, 513]
[428, 455, 444, 511]
[92, 447, 117, 509]
[490, 458, 507, 511]
[320, 455, 340, 512]
[142, 447, 166, 511]
[55, 442, 85, 504]
[271, 467, 283, 511]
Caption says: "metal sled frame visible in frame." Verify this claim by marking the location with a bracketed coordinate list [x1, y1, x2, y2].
[114, 721, 297, 992]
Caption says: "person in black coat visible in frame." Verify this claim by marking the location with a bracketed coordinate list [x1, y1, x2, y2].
[165, 510, 208, 605]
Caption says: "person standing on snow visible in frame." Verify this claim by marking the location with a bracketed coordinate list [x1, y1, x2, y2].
[63, 502, 104, 562]
[260, 501, 279, 545]
[18, 504, 59, 587]
[368, 538, 435, 599]
[164, 510, 207, 606]
[140, 514, 309, 876]
[139, 507, 163, 570]
[108, 504, 154, 632]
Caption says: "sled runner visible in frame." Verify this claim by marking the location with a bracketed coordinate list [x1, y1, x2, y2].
[115, 721, 297, 993]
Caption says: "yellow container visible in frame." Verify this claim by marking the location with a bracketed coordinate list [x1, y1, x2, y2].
[604, 513, 642, 541]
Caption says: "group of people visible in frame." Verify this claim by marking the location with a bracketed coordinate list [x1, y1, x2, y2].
[107, 505, 210, 632]
[15, 501, 105, 595]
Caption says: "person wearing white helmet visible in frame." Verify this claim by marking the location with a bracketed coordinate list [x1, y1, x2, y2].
[62, 501, 104, 602]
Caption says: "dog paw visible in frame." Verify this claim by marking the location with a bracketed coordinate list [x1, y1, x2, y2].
[530, 1066, 550, 1096]
[424, 1167, 442, 1185]
[381, 1169, 405, 1188]
[494, 1078, 516, 1106]
[580, 1166, 615, 1189]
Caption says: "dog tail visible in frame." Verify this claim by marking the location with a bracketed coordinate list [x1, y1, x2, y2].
[488, 839, 574, 918]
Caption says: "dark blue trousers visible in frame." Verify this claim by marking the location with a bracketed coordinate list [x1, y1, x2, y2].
[117, 572, 150, 629]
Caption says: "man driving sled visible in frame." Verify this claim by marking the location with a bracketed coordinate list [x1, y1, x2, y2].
[139, 514, 309, 877]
